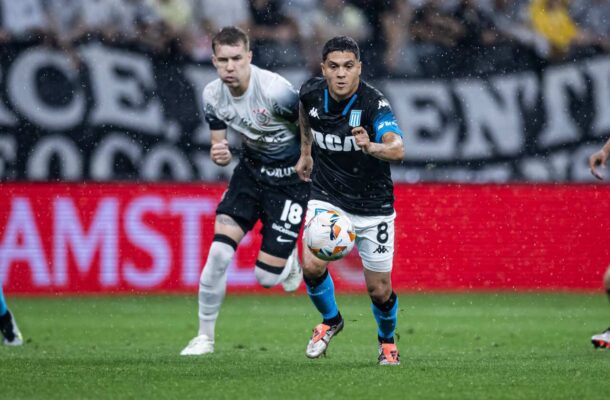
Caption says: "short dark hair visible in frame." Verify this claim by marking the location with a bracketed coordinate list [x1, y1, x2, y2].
[322, 36, 360, 61]
[212, 26, 250, 54]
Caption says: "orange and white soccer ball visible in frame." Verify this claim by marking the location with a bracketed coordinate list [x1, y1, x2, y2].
[305, 210, 356, 261]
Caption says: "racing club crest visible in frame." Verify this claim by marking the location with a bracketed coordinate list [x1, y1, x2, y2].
[349, 109, 362, 127]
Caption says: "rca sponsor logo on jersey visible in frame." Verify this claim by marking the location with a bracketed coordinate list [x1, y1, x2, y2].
[260, 165, 296, 178]
[311, 129, 361, 152]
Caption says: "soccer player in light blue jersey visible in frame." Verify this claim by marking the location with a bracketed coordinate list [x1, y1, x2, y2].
[0, 285, 23, 346]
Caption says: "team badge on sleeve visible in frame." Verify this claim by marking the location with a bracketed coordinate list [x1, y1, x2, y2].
[348, 110, 362, 127]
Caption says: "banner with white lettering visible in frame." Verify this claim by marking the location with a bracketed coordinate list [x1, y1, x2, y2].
[0, 39, 608, 182]
[1, 183, 609, 294]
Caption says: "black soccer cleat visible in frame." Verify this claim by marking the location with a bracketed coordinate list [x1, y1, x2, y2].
[0, 310, 23, 346]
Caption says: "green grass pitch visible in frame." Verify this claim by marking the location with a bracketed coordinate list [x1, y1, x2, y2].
[1, 293, 609, 399]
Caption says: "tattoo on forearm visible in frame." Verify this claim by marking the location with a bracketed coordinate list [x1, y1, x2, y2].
[216, 215, 239, 227]
[299, 102, 312, 145]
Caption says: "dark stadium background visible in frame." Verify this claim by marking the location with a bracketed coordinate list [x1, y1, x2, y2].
[1, 2, 610, 399]
[1, 0, 609, 294]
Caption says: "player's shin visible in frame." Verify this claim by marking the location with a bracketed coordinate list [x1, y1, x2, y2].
[371, 291, 398, 343]
[0, 285, 7, 317]
[198, 238, 236, 339]
[604, 266, 610, 301]
[305, 269, 341, 324]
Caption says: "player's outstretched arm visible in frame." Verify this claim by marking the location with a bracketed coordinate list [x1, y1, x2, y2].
[352, 127, 404, 162]
[210, 129, 232, 166]
[589, 138, 610, 180]
[296, 101, 314, 182]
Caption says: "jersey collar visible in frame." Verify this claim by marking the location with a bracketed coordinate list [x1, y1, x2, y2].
[324, 87, 359, 116]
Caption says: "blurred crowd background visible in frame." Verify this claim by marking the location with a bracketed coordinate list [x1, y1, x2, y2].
[2, 0, 610, 79]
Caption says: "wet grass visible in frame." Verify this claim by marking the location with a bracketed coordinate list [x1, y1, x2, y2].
[1, 293, 609, 399]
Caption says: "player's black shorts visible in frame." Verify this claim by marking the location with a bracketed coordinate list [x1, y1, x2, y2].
[216, 162, 310, 259]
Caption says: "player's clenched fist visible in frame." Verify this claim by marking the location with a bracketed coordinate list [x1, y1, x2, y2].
[296, 154, 313, 182]
[211, 139, 232, 166]
[589, 148, 609, 180]
[352, 126, 371, 153]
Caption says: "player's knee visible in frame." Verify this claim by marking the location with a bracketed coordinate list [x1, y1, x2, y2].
[206, 244, 234, 268]
[254, 260, 284, 288]
[367, 283, 392, 304]
[301, 261, 321, 277]
[302, 251, 326, 277]
[199, 237, 237, 286]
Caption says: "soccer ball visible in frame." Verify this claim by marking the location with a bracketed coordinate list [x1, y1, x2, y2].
[305, 210, 356, 261]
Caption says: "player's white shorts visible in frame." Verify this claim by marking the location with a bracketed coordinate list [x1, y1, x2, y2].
[305, 199, 395, 273]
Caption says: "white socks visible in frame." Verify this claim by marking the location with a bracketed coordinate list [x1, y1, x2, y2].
[198, 241, 235, 338]
[198, 242, 294, 338]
